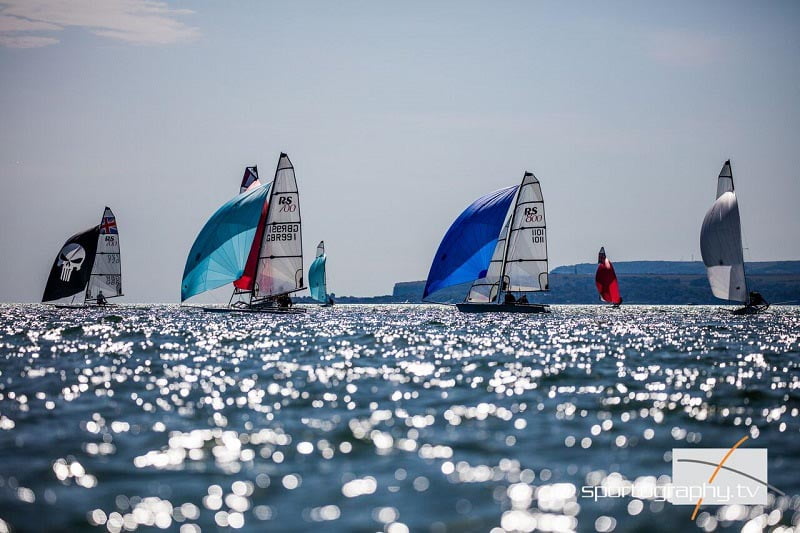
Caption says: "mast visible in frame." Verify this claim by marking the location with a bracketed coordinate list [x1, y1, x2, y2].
[320, 241, 327, 296]
[725, 160, 751, 304]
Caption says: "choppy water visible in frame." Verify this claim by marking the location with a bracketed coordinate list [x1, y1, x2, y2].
[0, 304, 798, 533]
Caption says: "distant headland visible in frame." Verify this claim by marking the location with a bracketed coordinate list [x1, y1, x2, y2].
[297, 261, 800, 305]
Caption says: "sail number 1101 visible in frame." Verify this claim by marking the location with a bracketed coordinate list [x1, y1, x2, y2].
[266, 224, 299, 242]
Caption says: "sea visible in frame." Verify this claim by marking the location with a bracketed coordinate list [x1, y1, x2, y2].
[0, 304, 798, 533]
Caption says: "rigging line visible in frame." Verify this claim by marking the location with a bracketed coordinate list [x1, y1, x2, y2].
[508, 226, 546, 234]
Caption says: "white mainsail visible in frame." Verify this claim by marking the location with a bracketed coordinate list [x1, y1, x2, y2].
[86, 207, 122, 301]
[253, 153, 304, 300]
[716, 159, 734, 198]
[501, 172, 549, 292]
[466, 216, 511, 302]
[700, 160, 748, 303]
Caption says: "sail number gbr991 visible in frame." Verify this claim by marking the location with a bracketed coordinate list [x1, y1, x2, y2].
[266, 223, 299, 242]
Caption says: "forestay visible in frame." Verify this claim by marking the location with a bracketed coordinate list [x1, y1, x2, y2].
[86, 207, 122, 301]
[254, 153, 304, 299]
[501, 172, 549, 292]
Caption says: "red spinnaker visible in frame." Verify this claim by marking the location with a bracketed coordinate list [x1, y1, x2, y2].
[595, 247, 622, 305]
[233, 199, 269, 291]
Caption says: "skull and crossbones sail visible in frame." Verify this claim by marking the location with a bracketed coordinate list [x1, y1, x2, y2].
[42, 207, 122, 304]
[57, 243, 86, 282]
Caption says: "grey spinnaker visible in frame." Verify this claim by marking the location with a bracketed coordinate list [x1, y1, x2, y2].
[700, 160, 747, 303]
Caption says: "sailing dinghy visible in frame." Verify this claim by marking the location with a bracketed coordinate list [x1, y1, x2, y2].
[309, 241, 333, 306]
[424, 171, 551, 313]
[181, 153, 306, 314]
[700, 160, 769, 315]
[43, 207, 123, 307]
[595, 247, 622, 306]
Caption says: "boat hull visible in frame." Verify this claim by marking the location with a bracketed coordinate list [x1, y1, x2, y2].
[731, 304, 769, 315]
[202, 306, 306, 315]
[53, 303, 117, 309]
[456, 303, 550, 314]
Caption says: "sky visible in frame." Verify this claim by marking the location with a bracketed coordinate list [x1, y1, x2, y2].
[0, 0, 799, 302]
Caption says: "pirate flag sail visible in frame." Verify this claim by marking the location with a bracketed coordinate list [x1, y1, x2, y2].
[182, 153, 306, 313]
[43, 207, 123, 305]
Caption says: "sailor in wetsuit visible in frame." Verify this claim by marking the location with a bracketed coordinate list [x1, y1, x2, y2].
[96, 291, 108, 306]
[504, 293, 516, 305]
[517, 294, 529, 304]
[748, 291, 767, 308]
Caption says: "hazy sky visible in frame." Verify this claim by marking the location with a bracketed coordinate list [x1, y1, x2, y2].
[1, 0, 799, 302]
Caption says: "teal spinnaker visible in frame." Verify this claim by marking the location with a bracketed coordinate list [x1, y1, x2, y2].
[181, 184, 269, 301]
[309, 254, 327, 302]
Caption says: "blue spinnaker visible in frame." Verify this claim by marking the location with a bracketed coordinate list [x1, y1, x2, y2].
[423, 185, 517, 299]
[181, 184, 269, 301]
[309, 254, 327, 302]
